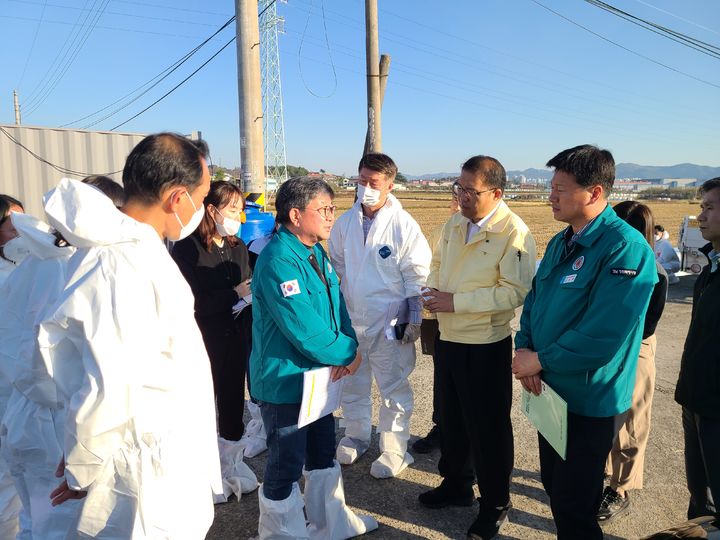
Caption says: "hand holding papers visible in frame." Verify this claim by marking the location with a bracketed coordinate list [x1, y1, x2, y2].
[521, 380, 568, 460]
[232, 294, 252, 318]
[298, 367, 346, 428]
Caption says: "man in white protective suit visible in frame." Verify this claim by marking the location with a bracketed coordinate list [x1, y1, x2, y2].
[38, 133, 223, 539]
[0, 212, 81, 539]
[329, 153, 432, 479]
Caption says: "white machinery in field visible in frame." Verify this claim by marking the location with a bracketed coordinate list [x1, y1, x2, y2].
[678, 216, 708, 274]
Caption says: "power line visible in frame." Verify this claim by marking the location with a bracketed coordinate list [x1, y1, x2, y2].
[297, 0, 337, 98]
[100, 0, 277, 131]
[110, 36, 236, 131]
[16, 0, 48, 90]
[59, 15, 236, 128]
[25, 0, 112, 116]
[584, 0, 720, 60]
[0, 126, 123, 177]
[527, 0, 720, 90]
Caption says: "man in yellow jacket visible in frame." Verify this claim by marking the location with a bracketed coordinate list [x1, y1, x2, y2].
[420, 155, 536, 540]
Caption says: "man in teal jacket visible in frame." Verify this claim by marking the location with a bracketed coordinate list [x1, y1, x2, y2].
[249, 177, 377, 539]
[512, 145, 656, 539]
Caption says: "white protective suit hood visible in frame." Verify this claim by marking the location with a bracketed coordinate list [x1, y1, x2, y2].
[0, 213, 76, 407]
[38, 176, 223, 538]
[11, 212, 72, 260]
[44, 177, 142, 249]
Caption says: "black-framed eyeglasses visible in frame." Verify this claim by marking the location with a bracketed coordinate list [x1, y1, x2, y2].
[307, 205, 337, 219]
[451, 182, 495, 198]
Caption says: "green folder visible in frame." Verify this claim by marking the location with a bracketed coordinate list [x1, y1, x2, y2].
[521, 381, 568, 460]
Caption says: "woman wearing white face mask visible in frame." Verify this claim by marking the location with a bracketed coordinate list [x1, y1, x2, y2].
[172, 180, 258, 502]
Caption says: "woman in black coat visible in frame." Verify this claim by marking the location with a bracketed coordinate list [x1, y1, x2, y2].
[173, 180, 252, 441]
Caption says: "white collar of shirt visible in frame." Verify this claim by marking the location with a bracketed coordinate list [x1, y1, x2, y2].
[466, 202, 501, 243]
[709, 249, 720, 273]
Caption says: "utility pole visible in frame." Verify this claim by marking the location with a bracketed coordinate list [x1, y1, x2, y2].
[13, 90, 21, 125]
[363, 54, 390, 155]
[365, 0, 382, 154]
[236, 0, 265, 197]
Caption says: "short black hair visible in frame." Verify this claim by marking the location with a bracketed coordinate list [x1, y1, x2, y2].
[122, 133, 209, 204]
[699, 177, 720, 196]
[275, 177, 334, 226]
[546, 144, 615, 194]
[461, 155, 507, 191]
[654, 224, 665, 233]
[358, 153, 398, 180]
[0, 194, 24, 227]
[82, 175, 126, 207]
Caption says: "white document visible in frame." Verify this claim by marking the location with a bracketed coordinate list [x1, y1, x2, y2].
[298, 367, 345, 428]
[384, 299, 410, 341]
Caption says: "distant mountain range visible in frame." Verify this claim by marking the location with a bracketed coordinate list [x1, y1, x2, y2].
[405, 163, 720, 182]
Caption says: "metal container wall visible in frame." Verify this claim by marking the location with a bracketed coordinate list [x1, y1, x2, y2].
[0, 124, 146, 218]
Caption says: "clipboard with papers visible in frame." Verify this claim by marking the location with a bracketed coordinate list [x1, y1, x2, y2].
[521, 381, 568, 460]
[298, 367, 345, 428]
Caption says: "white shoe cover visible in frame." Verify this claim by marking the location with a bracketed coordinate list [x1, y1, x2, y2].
[258, 483, 309, 540]
[242, 401, 268, 458]
[335, 437, 369, 466]
[370, 451, 414, 479]
[303, 461, 378, 539]
[215, 437, 259, 503]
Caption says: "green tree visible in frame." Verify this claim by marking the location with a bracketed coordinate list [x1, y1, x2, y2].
[395, 171, 407, 183]
[213, 166, 227, 182]
[286, 165, 309, 178]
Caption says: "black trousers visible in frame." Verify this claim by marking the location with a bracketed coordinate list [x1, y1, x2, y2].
[539, 411, 626, 540]
[436, 335, 513, 507]
[683, 406, 720, 519]
[420, 319, 442, 426]
[203, 329, 247, 441]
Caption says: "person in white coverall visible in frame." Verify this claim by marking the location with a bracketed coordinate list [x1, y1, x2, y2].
[329, 153, 432, 479]
[654, 224, 681, 284]
[38, 133, 223, 539]
[0, 212, 82, 540]
[0, 195, 27, 538]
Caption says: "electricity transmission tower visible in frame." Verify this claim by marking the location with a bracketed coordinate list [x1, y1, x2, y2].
[259, 0, 288, 184]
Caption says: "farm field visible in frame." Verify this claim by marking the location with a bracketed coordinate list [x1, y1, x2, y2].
[330, 191, 698, 257]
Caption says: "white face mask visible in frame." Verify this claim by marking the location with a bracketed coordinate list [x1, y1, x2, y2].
[215, 215, 241, 237]
[357, 183, 381, 207]
[1, 235, 31, 265]
[172, 192, 205, 241]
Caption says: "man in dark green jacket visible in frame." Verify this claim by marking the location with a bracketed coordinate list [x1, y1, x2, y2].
[675, 177, 720, 520]
[250, 177, 377, 539]
[513, 145, 657, 539]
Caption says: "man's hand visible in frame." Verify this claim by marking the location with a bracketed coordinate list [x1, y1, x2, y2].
[518, 375, 543, 396]
[345, 352, 362, 376]
[422, 289, 455, 313]
[330, 365, 348, 382]
[512, 348, 542, 378]
[50, 457, 87, 506]
[401, 323, 422, 344]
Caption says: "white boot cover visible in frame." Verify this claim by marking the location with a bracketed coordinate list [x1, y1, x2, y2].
[370, 432, 413, 479]
[215, 437, 258, 503]
[335, 436, 369, 466]
[258, 482, 309, 540]
[242, 401, 268, 458]
[303, 461, 378, 540]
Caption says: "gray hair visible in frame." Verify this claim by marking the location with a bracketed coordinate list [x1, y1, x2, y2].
[275, 176, 335, 225]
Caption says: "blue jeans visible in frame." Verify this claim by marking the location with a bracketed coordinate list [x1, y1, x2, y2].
[260, 402, 336, 500]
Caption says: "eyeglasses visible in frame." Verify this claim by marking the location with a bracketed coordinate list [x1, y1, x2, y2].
[308, 205, 336, 219]
[452, 182, 496, 198]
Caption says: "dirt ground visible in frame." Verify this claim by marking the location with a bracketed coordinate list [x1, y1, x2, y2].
[208, 195, 700, 539]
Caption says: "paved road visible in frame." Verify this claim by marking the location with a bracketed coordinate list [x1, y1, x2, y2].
[208, 275, 696, 539]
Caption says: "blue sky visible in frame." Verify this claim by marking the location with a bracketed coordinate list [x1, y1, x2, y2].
[1, 0, 718, 175]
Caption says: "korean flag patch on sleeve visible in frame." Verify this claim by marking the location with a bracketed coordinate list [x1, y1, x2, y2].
[280, 279, 301, 297]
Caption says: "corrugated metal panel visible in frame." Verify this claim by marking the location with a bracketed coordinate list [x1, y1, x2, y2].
[0, 124, 146, 218]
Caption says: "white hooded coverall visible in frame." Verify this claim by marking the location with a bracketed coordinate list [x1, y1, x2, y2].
[0, 212, 80, 539]
[38, 179, 223, 539]
[329, 194, 431, 474]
